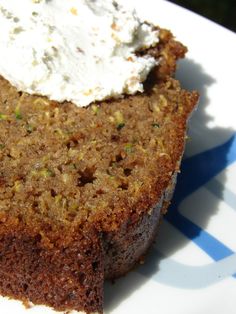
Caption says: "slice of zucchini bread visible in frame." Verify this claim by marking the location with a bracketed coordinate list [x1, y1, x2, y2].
[0, 29, 198, 313]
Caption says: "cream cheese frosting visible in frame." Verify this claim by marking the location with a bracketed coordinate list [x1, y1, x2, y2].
[0, 0, 159, 107]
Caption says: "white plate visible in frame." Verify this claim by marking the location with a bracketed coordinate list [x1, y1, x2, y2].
[1, 1, 236, 313]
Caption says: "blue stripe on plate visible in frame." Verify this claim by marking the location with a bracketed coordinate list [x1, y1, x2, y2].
[165, 133, 236, 277]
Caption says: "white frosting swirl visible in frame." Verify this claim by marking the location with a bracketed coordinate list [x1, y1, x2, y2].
[0, 0, 159, 107]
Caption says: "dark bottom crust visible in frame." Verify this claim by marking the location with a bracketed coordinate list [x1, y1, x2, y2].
[0, 228, 104, 313]
[0, 171, 177, 314]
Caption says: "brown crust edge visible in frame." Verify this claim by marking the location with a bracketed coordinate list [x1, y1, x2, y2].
[103, 171, 178, 279]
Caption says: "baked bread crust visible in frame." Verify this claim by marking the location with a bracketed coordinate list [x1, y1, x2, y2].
[0, 29, 198, 313]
